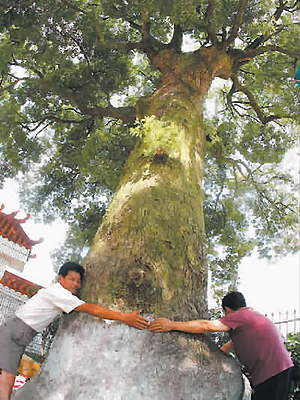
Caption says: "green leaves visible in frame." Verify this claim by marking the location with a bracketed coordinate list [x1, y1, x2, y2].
[0, 95, 42, 181]
[238, 123, 294, 164]
[203, 108, 298, 297]
[19, 119, 136, 220]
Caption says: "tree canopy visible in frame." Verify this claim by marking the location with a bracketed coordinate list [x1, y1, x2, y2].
[0, 0, 299, 291]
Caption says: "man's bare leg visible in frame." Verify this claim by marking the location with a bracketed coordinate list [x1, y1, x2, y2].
[0, 369, 15, 400]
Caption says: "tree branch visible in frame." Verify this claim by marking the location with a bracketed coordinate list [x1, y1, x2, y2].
[274, 0, 300, 20]
[226, 157, 277, 225]
[244, 25, 287, 53]
[95, 40, 144, 51]
[139, 10, 164, 58]
[204, 0, 218, 46]
[274, 0, 287, 20]
[51, 16, 143, 54]
[140, 10, 151, 41]
[221, 157, 296, 227]
[228, 42, 299, 75]
[168, 24, 183, 53]
[91, 105, 136, 124]
[95, 10, 164, 58]
[247, 45, 300, 60]
[128, 20, 142, 32]
[30, 115, 90, 126]
[222, 0, 249, 48]
[229, 74, 282, 124]
[31, 78, 136, 124]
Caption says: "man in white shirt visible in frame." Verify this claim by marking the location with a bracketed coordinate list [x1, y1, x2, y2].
[0, 262, 149, 400]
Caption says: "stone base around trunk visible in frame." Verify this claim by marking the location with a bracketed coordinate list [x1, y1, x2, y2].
[14, 312, 250, 400]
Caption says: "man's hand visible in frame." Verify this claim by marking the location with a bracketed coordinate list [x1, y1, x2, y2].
[149, 318, 173, 332]
[149, 318, 229, 333]
[122, 310, 149, 330]
[76, 304, 149, 330]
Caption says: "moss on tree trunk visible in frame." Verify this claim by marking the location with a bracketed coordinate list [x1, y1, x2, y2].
[83, 132, 207, 319]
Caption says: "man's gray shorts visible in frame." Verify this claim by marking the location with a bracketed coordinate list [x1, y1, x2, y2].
[0, 316, 37, 375]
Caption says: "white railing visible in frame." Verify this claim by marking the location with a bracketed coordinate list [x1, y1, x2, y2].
[265, 309, 300, 338]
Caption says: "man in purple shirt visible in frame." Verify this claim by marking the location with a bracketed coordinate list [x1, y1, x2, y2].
[150, 291, 293, 400]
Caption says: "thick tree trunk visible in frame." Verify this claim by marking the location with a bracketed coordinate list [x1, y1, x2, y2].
[15, 48, 251, 399]
[81, 47, 224, 319]
[83, 96, 207, 320]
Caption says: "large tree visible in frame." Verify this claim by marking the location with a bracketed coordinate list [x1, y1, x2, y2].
[1, 0, 299, 398]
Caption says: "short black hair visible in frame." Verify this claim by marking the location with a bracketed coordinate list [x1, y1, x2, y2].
[58, 262, 85, 280]
[222, 291, 247, 311]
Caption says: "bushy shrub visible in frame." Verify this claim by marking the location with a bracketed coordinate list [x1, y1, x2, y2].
[286, 333, 300, 400]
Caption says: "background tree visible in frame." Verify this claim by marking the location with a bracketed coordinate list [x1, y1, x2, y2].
[1, 0, 299, 397]
[286, 333, 300, 399]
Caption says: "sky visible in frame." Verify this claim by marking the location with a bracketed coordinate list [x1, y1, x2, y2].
[238, 252, 299, 315]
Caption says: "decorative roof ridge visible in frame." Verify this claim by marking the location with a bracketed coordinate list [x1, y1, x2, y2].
[0, 283, 29, 300]
[0, 270, 43, 297]
[0, 204, 43, 252]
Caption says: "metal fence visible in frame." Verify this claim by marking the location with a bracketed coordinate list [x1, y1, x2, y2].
[0, 284, 52, 360]
[266, 309, 300, 338]
[0, 284, 28, 325]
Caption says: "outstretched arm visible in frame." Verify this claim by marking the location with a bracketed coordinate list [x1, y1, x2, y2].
[149, 318, 229, 333]
[75, 303, 149, 330]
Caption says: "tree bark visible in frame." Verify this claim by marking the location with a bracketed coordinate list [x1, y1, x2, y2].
[83, 95, 208, 320]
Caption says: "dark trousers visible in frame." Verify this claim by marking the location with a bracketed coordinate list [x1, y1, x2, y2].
[252, 367, 292, 400]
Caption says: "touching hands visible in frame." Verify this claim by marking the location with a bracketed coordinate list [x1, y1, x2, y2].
[123, 310, 149, 330]
[149, 318, 173, 332]
[121, 312, 176, 332]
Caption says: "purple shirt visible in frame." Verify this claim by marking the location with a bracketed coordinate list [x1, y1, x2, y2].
[219, 308, 293, 386]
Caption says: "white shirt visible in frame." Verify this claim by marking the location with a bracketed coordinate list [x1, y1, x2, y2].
[15, 282, 85, 332]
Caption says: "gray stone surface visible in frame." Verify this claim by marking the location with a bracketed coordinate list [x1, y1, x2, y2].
[14, 313, 250, 400]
